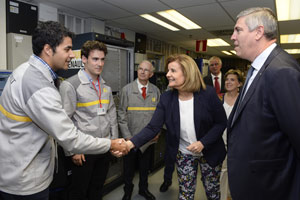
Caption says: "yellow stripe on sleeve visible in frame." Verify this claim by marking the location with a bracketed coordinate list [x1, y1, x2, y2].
[0, 104, 32, 122]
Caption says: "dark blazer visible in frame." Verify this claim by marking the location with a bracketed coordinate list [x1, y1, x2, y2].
[131, 86, 227, 167]
[227, 45, 300, 200]
[203, 73, 226, 94]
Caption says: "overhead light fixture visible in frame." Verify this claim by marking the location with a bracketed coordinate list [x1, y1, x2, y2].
[284, 49, 300, 54]
[157, 9, 201, 30]
[207, 38, 230, 47]
[230, 50, 236, 54]
[276, 0, 300, 21]
[280, 34, 300, 43]
[140, 14, 179, 31]
[222, 51, 232, 55]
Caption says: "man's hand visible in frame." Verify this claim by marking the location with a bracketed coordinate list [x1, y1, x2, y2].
[110, 138, 129, 157]
[186, 141, 204, 154]
[72, 154, 85, 166]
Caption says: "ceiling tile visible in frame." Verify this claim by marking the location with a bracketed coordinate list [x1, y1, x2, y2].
[159, 0, 216, 9]
[177, 3, 235, 29]
[103, 0, 170, 14]
[221, 0, 276, 20]
[278, 20, 300, 35]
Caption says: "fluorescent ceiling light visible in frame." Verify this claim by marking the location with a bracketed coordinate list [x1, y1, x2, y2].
[280, 34, 300, 43]
[285, 49, 300, 54]
[276, 0, 300, 21]
[207, 39, 230, 47]
[140, 14, 179, 31]
[222, 51, 232, 55]
[230, 50, 236, 54]
[157, 9, 201, 30]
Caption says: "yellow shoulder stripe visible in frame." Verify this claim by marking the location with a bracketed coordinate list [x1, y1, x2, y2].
[77, 99, 110, 107]
[0, 104, 32, 122]
[127, 107, 156, 111]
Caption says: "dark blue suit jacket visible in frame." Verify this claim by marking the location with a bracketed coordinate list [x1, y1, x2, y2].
[227, 45, 300, 200]
[203, 73, 226, 94]
[131, 86, 227, 167]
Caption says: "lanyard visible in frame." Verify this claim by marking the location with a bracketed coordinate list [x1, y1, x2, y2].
[91, 77, 102, 108]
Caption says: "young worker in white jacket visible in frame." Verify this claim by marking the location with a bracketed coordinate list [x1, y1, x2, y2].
[59, 40, 118, 200]
[0, 21, 127, 200]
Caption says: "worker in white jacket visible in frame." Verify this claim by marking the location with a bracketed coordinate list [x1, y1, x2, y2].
[0, 21, 127, 200]
[59, 41, 118, 200]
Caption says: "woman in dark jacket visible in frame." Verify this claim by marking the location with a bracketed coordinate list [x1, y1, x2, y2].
[126, 54, 227, 200]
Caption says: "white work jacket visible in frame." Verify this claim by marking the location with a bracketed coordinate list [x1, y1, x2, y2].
[0, 55, 111, 195]
[59, 69, 118, 156]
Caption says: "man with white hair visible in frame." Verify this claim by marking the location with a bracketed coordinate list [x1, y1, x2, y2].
[118, 60, 161, 200]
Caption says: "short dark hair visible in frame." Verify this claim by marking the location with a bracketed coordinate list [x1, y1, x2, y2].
[32, 21, 75, 56]
[81, 40, 108, 59]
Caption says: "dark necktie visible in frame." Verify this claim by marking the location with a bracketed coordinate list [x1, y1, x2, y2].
[142, 87, 146, 99]
[231, 66, 254, 124]
[240, 66, 255, 100]
[54, 78, 60, 89]
[214, 77, 221, 94]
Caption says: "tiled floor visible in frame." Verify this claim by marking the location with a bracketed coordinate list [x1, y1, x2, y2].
[103, 166, 208, 200]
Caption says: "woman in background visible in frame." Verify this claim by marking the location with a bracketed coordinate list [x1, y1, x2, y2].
[220, 69, 243, 200]
[126, 54, 227, 200]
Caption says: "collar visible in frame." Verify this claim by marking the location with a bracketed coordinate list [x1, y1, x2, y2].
[33, 54, 57, 80]
[137, 79, 148, 89]
[252, 43, 277, 71]
[82, 69, 104, 84]
[211, 72, 222, 80]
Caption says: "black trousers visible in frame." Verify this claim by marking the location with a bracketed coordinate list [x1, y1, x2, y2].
[68, 153, 111, 200]
[163, 153, 175, 182]
[0, 188, 49, 200]
[123, 146, 152, 193]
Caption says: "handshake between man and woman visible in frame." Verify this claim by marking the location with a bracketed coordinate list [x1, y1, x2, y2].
[109, 139, 135, 157]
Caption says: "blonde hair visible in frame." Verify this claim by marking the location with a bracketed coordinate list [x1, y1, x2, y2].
[225, 69, 244, 85]
[166, 54, 206, 92]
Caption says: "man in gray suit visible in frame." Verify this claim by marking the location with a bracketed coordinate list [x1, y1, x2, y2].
[228, 7, 300, 200]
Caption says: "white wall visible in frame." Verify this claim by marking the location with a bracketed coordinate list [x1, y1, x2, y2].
[0, 0, 7, 69]
[39, 3, 58, 22]
[85, 18, 105, 34]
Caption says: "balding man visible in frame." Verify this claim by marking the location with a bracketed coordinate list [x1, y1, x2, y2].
[118, 60, 160, 200]
[204, 56, 226, 96]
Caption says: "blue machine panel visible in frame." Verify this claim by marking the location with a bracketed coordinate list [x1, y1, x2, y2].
[0, 71, 12, 96]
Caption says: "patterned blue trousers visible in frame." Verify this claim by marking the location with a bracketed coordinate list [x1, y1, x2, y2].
[176, 151, 222, 200]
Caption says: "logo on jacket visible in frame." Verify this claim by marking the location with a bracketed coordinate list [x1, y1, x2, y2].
[103, 88, 108, 92]
[152, 97, 156, 102]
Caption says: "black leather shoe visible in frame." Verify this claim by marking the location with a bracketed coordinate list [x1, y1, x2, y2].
[138, 189, 156, 200]
[159, 180, 172, 192]
[122, 193, 132, 200]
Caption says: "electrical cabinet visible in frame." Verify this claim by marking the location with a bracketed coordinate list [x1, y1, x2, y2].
[6, 0, 38, 35]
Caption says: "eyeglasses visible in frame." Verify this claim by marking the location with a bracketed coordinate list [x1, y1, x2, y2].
[209, 63, 220, 67]
[138, 68, 151, 73]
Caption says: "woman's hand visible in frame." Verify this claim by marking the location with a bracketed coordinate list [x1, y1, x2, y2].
[186, 141, 204, 154]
